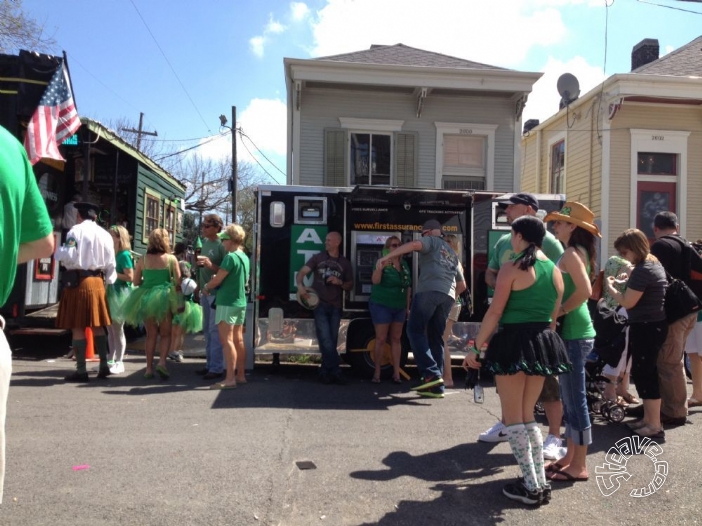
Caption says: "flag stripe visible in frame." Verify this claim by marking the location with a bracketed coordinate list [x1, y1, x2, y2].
[23, 62, 80, 165]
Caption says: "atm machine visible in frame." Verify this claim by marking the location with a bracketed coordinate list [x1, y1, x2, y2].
[349, 231, 401, 302]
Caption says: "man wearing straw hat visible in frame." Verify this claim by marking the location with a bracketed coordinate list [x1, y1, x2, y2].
[56, 201, 116, 382]
[0, 124, 55, 504]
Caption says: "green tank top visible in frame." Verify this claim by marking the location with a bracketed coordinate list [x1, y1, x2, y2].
[370, 259, 411, 310]
[560, 249, 596, 340]
[501, 259, 557, 324]
[140, 267, 170, 289]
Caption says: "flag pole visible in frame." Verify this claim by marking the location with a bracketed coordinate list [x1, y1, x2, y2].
[62, 50, 78, 113]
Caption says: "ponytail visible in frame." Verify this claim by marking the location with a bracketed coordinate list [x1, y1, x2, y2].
[514, 243, 538, 271]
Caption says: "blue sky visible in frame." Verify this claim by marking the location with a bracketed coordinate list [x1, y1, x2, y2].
[21, 0, 702, 185]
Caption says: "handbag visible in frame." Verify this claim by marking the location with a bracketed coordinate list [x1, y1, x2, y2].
[664, 270, 702, 323]
[590, 270, 604, 301]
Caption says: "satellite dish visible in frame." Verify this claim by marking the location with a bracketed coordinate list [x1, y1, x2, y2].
[557, 73, 580, 108]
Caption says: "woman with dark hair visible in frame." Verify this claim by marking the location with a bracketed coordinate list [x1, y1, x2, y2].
[543, 202, 599, 482]
[369, 236, 411, 383]
[464, 215, 570, 506]
[606, 228, 668, 440]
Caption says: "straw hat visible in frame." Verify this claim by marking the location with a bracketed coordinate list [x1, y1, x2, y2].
[544, 201, 601, 238]
[296, 289, 319, 310]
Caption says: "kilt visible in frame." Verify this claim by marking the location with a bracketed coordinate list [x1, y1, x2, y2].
[56, 276, 111, 329]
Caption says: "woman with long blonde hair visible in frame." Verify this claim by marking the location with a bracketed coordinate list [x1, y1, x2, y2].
[122, 228, 181, 379]
[106, 225, 134, 375]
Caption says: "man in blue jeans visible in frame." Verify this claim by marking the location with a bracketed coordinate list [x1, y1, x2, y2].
[297, 232, 354, 384]
[195, 214, 228, 380]
[377, 219, 466, 398]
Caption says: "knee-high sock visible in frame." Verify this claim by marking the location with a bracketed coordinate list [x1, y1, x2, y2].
[506, 423, 538, 491]
[73, 339, 87, 374]
[94, 334, 109, 368]
[525, 421, 546, 488]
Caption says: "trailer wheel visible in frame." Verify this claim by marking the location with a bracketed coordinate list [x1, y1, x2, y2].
[344, 319, 409, 378]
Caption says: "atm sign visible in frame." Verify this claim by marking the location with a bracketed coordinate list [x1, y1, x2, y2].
[290, 225, 327, 292]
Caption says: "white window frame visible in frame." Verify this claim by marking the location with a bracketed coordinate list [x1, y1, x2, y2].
[629, 129, 690, 236]
[339, 118, 404, 187]
[548, 131, 566, 194]
[435, 122, 496, 190]
[143, 188, 161, 243]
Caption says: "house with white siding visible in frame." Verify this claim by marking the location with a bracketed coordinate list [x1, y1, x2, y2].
[521, 36, 702, 266]
[284, 44, 542, 192]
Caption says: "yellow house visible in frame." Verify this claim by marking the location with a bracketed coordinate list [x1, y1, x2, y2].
[521, 36, 702, 266]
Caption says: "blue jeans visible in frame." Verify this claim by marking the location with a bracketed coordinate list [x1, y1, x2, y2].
[407, 291, 455, 381]
[313, 303, 342, 375]
[559, 338, 594, 446]
[200, 294, 224, 373]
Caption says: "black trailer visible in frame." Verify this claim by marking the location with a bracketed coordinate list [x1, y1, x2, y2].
[252, 185, 564, 376]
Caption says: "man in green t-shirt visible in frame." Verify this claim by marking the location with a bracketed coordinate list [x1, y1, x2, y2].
[0, 125, 55, 504]
[480, 193, 566, 461]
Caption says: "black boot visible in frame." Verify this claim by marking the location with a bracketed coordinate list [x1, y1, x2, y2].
[65, 371, 90, 383]
[97, 367, 112, 379]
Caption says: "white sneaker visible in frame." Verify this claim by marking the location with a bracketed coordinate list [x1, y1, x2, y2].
[478, 421, 509, 443]
[110, 361, 125, 375]
[542, 434, 564, 460]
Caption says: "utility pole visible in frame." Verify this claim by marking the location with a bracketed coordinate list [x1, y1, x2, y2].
[231, 106, 238, 223]
[121, 112, 158, 152]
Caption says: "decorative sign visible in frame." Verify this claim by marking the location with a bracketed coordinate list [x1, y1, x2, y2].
[62, 134, 79, 146]
[289, 224, 327, 292]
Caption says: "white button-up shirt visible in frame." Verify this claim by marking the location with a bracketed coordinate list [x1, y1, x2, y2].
[56, 220, 117, 284]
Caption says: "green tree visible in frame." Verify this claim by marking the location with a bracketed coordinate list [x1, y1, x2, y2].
[0, 0, 57, 53]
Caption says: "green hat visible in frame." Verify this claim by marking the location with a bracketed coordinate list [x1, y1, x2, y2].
[194, 237, 202, 249]
[217, 232, 231, 240]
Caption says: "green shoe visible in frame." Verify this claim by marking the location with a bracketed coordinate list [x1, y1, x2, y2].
[155, 365, 170, 379]
[144, 371, 154, 379]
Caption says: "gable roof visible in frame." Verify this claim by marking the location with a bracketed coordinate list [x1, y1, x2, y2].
[315, 43, 508, 71]
[632, 35, 702, 76]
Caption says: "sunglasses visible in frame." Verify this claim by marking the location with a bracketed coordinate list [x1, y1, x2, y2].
[202, 222, 218, 227]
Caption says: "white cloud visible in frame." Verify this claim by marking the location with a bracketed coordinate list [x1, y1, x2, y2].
[663, 45, 674, 56]
[196, 98, 288, 182]
[291, 2, 310, 21]
[306, 0, 599, 66]
[523, 55, 606, 124]
[249, 36, 265, 58]
[266, 16, 286, 34]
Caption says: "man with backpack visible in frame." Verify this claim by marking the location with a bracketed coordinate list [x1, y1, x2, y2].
[647, 211, 702, 426]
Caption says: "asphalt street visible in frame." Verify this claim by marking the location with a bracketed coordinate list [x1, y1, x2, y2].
[2, 337, 701, 525]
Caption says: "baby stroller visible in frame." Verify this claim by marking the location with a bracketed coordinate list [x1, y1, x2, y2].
[585, 300, 629, 423]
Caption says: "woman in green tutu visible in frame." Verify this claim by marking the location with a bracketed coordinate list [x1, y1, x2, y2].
[122, 228, 182, 379]
[169, 261, 203, 361]
[106, 225, 134, 375]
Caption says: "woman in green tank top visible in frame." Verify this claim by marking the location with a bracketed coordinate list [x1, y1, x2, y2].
[463, 216, 571, 506]
[545, 201, 600, 483]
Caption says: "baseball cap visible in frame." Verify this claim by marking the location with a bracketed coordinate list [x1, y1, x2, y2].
[422, 219, 443, 232]
[217, 232, 231, 240]
[497, 193, 539, 212]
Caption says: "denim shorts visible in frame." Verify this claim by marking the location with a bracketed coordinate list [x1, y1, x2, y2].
[369, 301, 406, 325]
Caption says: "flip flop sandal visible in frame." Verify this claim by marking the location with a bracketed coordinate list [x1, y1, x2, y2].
[155, 365, 170, 379]
[547, 469, 589, 482]
[545, 462, 565, 473]
[144, 372, 154, 379]
[209, 383, 237, 390]
[619, 392, 640, 405]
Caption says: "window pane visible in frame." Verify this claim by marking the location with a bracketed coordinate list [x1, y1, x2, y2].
[371, 134, 391, 185]
[550, 140, 565, 193]
[350, 133, 370, 185]
[638, 152, 677, 175]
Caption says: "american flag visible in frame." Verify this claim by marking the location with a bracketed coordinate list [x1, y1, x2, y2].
[23, 62, 81, 165]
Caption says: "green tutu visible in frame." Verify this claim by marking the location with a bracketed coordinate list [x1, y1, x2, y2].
[173, 298, 203, 333]
[106, 284, 132, 323]
[122, 283, 176, 326]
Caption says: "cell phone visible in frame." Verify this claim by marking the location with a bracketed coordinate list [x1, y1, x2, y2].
[474, 384, 484, 404]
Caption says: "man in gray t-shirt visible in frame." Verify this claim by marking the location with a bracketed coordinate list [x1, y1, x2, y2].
[377, 219, 466, 397]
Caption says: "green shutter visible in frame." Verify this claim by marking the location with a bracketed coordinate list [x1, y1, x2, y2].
[395, 132, 417, 188]
[324, 129, 346, 187]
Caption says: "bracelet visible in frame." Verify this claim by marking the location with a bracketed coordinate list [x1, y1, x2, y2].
[468, 344, 480, 356]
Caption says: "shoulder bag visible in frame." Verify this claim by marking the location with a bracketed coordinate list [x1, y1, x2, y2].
[664, 269, 702, 323]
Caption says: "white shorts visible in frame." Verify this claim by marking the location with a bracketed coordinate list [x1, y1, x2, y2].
[685, 320, 702, 355]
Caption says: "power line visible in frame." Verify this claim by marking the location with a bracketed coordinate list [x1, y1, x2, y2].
[153, 133, 225, 161]
[238, 133, 282, 184]
[128, 0, 212, 132]
[238, 128, 287, 177]
[636, 0, 702, 13]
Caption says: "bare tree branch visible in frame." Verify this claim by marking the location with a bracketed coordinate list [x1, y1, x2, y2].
[0, 0, 57, 54]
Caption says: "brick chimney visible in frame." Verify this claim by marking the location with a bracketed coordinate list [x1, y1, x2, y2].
[631, 38, 659, 71]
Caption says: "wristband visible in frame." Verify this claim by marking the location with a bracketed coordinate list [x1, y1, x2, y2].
[468, 344, 480, 356]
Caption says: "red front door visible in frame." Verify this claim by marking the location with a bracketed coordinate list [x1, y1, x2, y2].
[637, 181, 676, 242]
